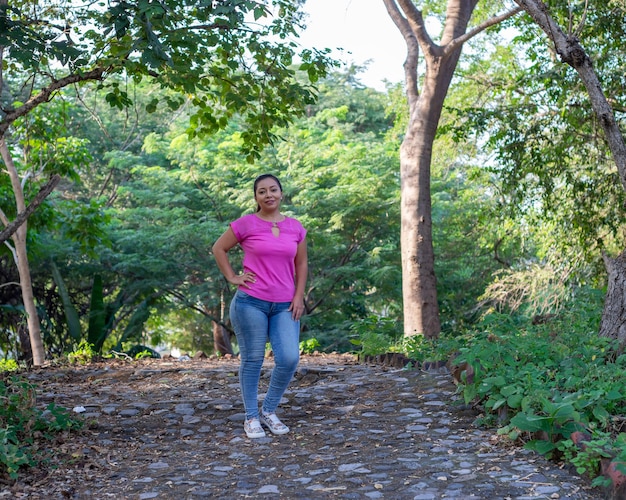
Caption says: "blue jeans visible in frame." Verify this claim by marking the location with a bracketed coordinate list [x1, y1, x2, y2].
[230, 290, 300, 420]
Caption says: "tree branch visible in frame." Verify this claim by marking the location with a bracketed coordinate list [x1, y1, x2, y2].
[0, 174, 61, 244]
[381, 0, 421, 107]
[446, 7, 523, 56]
[514, 0, 626, 192]
[0, 67, 107, 139]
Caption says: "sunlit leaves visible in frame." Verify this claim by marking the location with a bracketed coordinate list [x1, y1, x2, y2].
[2, 1, 336, 159]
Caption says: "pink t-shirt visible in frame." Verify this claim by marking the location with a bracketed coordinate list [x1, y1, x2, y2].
[230, 213, 307, 302]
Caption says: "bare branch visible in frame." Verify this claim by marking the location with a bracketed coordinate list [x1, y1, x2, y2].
[381, 0, 421, 107]
[572, 0, 589, 38]
[446, 7, 523, 56]
[394, 0, 438, 54]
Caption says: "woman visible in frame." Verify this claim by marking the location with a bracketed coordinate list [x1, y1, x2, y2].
[212, 174, 308, 438]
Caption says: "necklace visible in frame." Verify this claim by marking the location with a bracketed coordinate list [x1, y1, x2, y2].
[257, 213, 283, 226]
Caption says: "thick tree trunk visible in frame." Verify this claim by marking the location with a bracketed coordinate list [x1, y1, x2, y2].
[0, 139, 46, 365]
[384, 0, 481, 338]
[599, 251, 626, 346]
[399, 86, 442, 338]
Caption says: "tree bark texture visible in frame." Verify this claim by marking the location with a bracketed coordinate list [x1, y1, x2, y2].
[0, 139, 46, 366]
[213, 321, 233, 356]
[212, 292, 233, 356]
[599, 251, 626, 346]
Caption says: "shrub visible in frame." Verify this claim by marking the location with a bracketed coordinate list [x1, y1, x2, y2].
[0, 376, 82, 479]
[0, 359, 19, 373]
[67, 339, 96, 365]
[416, 299, 626, 486]
[349, 315, 402, 357]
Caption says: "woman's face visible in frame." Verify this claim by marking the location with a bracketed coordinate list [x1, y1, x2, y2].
[255, 178, 282, 211]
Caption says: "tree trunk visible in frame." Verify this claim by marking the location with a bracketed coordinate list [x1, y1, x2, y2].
[0, 139, 46, 366]
[212, 291, 233, 355]
[14, 230, 44, 364]
[599, 251, 626, 346]
[212, 321, 233, 356]
[384, 0, 480, 338]
[399, 81, 446, 338]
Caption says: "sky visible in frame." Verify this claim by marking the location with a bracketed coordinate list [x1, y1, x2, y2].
[299, 0, 407, 91]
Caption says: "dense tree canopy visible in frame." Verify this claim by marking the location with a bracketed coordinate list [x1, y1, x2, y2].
[0, 0, 331, 156]
[2, 0, 626, 362]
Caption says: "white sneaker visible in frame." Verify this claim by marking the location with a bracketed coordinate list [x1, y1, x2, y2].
[244, 418, 266, 438]
[260, 412, 290, 435]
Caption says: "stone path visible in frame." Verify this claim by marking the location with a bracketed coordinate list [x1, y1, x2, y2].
[9, 356, 600, 499]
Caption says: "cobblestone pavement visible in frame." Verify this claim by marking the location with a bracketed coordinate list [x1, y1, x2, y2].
[6, 356, 602, 499]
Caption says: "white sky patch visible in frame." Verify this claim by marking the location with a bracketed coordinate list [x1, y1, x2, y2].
[299, 0, 406, 90]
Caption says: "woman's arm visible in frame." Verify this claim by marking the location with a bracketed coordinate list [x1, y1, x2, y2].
[289, 237, 308, 320]
[211, 227, 256, 288]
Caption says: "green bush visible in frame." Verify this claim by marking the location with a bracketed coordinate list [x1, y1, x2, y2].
[349, 315, 402, 357]
[0, 359, 19, 373]
[67, 339, 97, 365]
[413, 294, 626, 485]
[300, 337, 321, 354]
[0, 376, 82, 479]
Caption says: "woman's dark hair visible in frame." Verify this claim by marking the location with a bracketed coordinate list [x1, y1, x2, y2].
[254, 174, 283, 212]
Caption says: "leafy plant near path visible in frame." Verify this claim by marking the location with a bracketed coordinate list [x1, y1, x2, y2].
[406, 292, 626, 487]
[0, 376, 82, 479]
[350, 315, 404, 358]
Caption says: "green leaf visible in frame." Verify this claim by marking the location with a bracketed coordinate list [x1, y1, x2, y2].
[507, 393, 524, 409]
[525, 439, 558, 457]
[511, 412, 552, 433]
[50, 261, 82, 341]
[87, 275, 107, 352]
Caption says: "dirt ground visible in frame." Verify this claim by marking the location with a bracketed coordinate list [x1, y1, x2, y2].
[0, 353, 600, 499]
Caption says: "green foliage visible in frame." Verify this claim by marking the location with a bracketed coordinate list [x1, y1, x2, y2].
[450, 1, 626, 271]
[506, 400, 584, 458]
[0, 427, 30, 479]
[0, 376, 82, 479]
[50, 261, 82, 341]
[404, 332, 460, 365]
[123, 344, 160, 360]
[349, 315, 402, 357]
[0, 359, 19, 373]
[299, 337, 320, 354]
[67, 340, 96, 365]
[2, 0, 335, 159]
[557, 431, 626, 488]
[558, 429, 615, 481]
[87, 274, 107, 352]
[417, 289, 626, 482]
